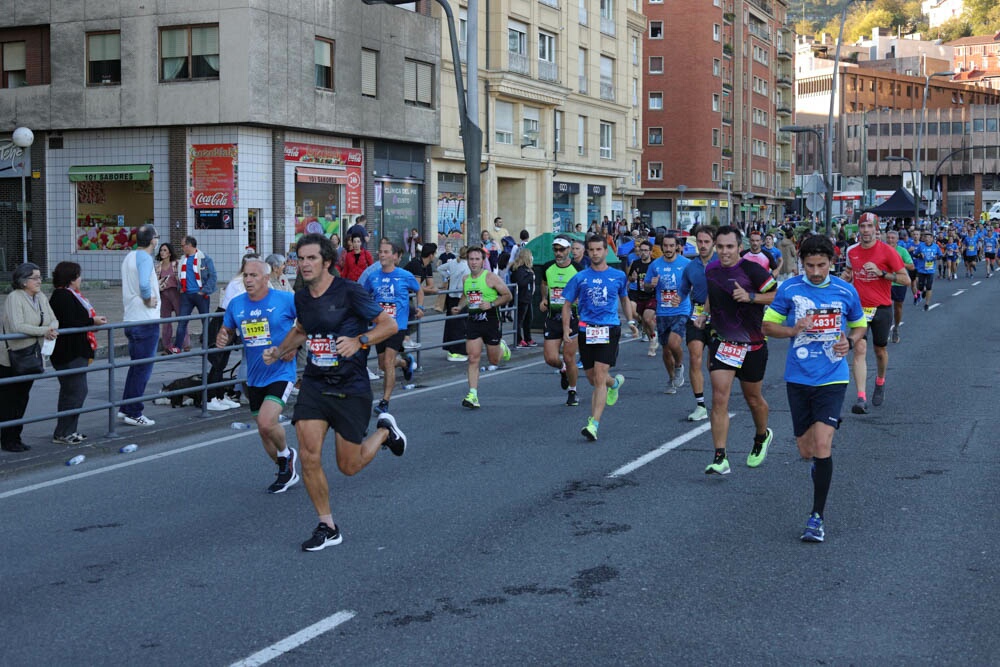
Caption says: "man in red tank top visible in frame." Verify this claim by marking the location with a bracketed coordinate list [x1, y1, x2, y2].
[841, 213, 910, 414]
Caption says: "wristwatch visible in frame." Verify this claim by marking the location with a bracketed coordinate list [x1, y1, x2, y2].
[359, 334, 370, 349]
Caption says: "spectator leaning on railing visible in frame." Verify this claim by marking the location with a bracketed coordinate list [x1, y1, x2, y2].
[0, 262, 59, 452]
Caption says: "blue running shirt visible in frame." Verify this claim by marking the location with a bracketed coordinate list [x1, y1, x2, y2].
[647, 255, 691, 317]
[764, 276, 865, 385]
[912, 242, 941, 274]
[224, 289, 298, 387]
[363, 267, 421, 330]
[562, 266, 629, 326]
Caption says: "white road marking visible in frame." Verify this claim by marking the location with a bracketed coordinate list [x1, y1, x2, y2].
[230, 611, 356, 667]
[608, 413, 734, 478]
[972, 281, 982, 286]
[952, 289, 966, 296]
[928, 303, 941, 310]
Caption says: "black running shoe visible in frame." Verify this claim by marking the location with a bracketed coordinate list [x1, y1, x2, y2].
[302, 522, 342, 551]
[851, 398, 870, 414]
[560, 368, 569, 390]
[268, 448, 300, 494]
[566, 389, 579, 406]
[871, 384, 885, 407]
[377, 413, 407, 456]
[373, 399, 389, 416]
[402, 353, 414, 382]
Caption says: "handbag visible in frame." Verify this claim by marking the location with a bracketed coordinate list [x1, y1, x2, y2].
[8, 342, 43, 375]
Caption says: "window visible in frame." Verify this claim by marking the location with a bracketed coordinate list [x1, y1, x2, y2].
[632, 77, 638, 106]
[578, 115, 587, 156]
[648, 127, 662, 145]
[650, 21, 663, 39]
[87, 32, 121, 85]
[632, 159, 638, 184]
[649, 56, 663, 73]
[523, 106, 540, 147]
[496, 101, 514, 144]
[404, 59, 432, 107]
[752, 44, 768, 65]
[712, 128, 720, 147]
[160, 25, 219, 81]
[973, 118, 985, 132]
[648, 92, 662, 110]
[752, 75, 767, 96]
[648, 161, 663, 179]
[315, 38, 334, 90]
[554, 111, 563, 153]
[600, 55, 614, 101]
[712, 94, 720, 112]
[712, 163, 720, 181]
[752, 107, 768, 126]
[538, 31, 557, 81]
[713, 24, 721, 41]
[988, 118, 998, 132]
[459, 9, 468, 44]
[631, 36, 638, 65]
[631, 117, 638, 147]
[579, 0, 588, 26]
[508, 21, 528, 73]
[600, 121, 613, 159]
[361, 48, 378, 97]
[713, 58, 720, 76]
[600, 0, 615, 36]
[578, 47, 588, 93]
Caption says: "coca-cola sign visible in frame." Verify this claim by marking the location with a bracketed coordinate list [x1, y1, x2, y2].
[190, 143, 238, 209]
[283, 142, 363, 167]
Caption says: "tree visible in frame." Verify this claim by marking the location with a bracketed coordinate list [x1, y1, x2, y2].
[934, 17, 972, 42]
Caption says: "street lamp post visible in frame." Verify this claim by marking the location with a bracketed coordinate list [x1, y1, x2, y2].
[11, 127, 33, 264]
[886, 155, 918, 223]
[915, 70, 954, 222]
[780, 124, 829, 233]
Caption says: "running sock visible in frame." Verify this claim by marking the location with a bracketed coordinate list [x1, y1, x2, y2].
[277, 448, 290, 459]
[469, 388, 478, 397]
[875, 376, 885, 387]
[754, 431, 768, 444]
[811, 456, 833, 517]
[695, 392, 705, 407]
[714, 448, 726, 461]
[568, 385, 577, 392]
[611, 377, 621, 389]
[858, 391, 867, 401]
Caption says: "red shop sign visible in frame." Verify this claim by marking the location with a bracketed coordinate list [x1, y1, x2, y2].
[190, 144, 238, 209]
[286, 143, 363, 216]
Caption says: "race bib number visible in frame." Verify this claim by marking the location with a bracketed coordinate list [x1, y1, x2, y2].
[307, 336, 339, 367]
[691, 303, 705, 322]
[715, 341, 748, 368]
[585, 325, 610, 344]
[804, 307, 842, 342]
[863, 306, 877, 323]
[924, 260, 934, 271]
[380, 302, 397, 318]
[468, 290, 483, 311]
[660, 289, 678, 307]
[240, 319, 272, 347]
[550, 287, 565, 306]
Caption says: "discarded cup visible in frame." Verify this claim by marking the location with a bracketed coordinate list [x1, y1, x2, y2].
[119, 444, 139, 454]
[66, 455, 86, 466]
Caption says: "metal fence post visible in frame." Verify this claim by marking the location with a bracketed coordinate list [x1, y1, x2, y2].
[106, 325, 119, 438]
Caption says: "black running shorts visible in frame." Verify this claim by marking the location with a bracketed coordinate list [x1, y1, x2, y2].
[707, 339, 768, 383]
[786, 382, 846, 437]
[578, 325, 621, 369]
[292, 378, 372, 444]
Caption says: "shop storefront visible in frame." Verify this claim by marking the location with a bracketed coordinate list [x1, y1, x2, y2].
[283, 142, 364, 243]
[69, 164, 153, 251]
[586, 185, 605, 228]
[552, 181, 579, 233]
[372, 142, 425, 250]
[637, 198, 672, 229]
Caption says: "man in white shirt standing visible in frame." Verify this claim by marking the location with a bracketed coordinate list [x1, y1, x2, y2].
[120, 224, 160, 426]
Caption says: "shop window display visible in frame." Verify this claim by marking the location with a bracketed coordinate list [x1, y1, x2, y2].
[75, 179, 153, 251]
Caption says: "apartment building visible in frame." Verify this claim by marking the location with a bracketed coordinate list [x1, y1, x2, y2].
[950, 33, 1000, 91]
[639, 0, 793, 229]
[431, 0, 644, 245]
[0, 2, 439, 280]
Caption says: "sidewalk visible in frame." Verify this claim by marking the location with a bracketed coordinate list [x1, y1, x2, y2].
[0, 284, 533, 479]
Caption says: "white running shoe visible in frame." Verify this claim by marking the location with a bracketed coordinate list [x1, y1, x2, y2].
[122, 414, 156, 426]
[219, 396, 241, 409]
[207, 398, 232, 411]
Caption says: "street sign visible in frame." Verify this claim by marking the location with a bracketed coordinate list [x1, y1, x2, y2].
[806, 194, 824, 212]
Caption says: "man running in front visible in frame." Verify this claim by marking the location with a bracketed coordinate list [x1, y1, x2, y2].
[217, 256, 299, 494]
[263, 233, 407, 552]
[762, 234, 867, 543]
[842, 213, 909, 414]
[695, 225, 776, 475]
[561, 235, 639, 441]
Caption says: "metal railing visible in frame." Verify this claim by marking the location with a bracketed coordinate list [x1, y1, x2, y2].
[508, 51, 530, 74]
[538, 60, 559, 82]
[0, 286, 526, 437]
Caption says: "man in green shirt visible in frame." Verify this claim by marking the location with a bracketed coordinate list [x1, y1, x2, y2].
[539, 236, 583, 406]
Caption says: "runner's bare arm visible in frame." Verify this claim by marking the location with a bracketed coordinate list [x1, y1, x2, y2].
[263, 321, 308, 365]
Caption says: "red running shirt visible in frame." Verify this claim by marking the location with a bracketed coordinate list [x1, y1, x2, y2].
[845, 241, 904, 307]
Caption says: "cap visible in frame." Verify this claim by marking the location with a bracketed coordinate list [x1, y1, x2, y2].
[552, 237, 571, 249]
[859, 212, 879, 224]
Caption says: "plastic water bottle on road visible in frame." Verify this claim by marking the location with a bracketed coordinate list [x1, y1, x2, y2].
[231, 422, 252, 430]
[66, 455, 86, 466]
[119, 444, 139, 454]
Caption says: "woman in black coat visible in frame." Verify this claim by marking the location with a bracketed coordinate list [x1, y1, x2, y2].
[48, 262, 107, 445]
[508, 248, 537, 347]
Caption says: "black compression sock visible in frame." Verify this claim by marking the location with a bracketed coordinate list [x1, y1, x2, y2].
[714, 448, 726, 461]
[695, 392, 705, 406]
[811, 456, 833, 517]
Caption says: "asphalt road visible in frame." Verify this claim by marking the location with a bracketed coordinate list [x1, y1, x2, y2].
[1, 273, 998, 666]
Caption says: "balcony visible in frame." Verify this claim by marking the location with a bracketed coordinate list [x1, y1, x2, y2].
[722, 80, 733, 93]
[600, 78, 615, 101]
[776, 131, 791, 144]
[723, 12, 734, 24]
[538, 60, 559, 82]
[508, 51, 530, 75]
[776, 159, 791, 171]
[601, 17, 616, 37]
[776, 75, 792, 87]
[747, 0, 773, 16]
[777, 46, 793, 60]
[748, 23, 771, 42]
[776, 103, 792, 115]
[723, 43, 733, 57]
[722, 112, 732, 125]
[722, 147, 733, 158]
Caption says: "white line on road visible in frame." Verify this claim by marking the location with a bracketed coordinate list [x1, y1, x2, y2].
[230, 610, 356, 667]
[607, 413, 733, 478]
[973, 281, 982, 286]
[952, 289, 966, 296]
[928, 303, 941, 310]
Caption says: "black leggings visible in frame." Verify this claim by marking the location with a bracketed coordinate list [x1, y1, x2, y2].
[517, 300, 533, 343]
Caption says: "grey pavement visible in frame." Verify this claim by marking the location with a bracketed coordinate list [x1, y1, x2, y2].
[0, 272, 997, 665]
[0, 282, 520, 478]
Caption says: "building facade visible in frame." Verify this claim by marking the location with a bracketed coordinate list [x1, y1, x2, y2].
[0, 2, 440, 280]
[431, 0, 644, 246]
[950, 33, 1000, 91]
[639, 0, 793, 230]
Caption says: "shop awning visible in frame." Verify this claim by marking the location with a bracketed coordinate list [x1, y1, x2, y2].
[296, 166, 345, 184]
[68, 164, 153, 182]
